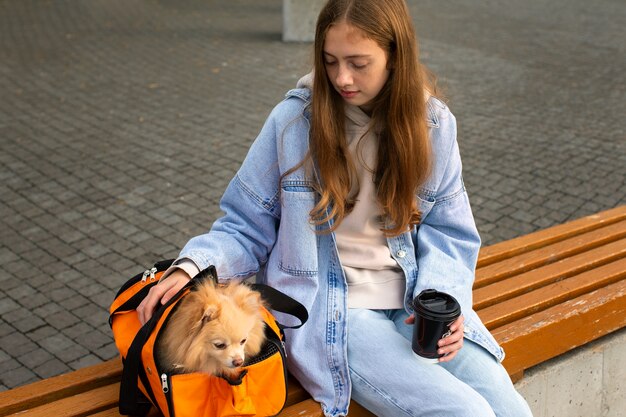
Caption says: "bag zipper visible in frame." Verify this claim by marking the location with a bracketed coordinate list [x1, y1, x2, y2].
[115, 260, 175, 297]
[160, 372, 176, 417]
[161, 373, 170, 393]
[141, 267, 158, 283]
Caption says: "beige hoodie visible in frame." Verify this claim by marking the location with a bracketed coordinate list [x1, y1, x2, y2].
[335, 104, 405, 309]
[298, 72, 405, 309]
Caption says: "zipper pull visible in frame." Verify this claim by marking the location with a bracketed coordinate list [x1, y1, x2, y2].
[161, 373, 169, 393]
[141, 270, 150, 283]
[149, 267, 157, 281]
[281, 340, 287, 357]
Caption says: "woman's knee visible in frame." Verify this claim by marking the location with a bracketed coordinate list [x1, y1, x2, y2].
[350, 366, 496, 417]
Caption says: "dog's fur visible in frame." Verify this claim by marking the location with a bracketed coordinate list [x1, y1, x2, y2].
[157, 280, 266, 382]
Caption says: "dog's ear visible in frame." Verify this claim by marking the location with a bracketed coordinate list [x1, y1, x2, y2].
[201, 305, 220, 325]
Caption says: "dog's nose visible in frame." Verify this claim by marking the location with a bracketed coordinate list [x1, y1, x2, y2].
[232, 358, 243, 367]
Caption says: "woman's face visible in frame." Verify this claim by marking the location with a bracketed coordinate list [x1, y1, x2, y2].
[323, 20, 390, 111]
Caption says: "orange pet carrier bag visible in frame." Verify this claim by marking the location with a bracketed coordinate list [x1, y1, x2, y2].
[109, 260, 308, 417]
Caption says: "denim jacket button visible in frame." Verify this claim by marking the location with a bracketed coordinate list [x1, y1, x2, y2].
[396, 250, 407, 258]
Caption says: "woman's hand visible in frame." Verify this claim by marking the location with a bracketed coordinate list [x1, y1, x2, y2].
[436, 315, 464, 362]
[404, 314, 465, 363]
[137, 269, 191, 324]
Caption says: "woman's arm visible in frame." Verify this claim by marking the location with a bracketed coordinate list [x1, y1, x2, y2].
[137, 102, 292, 323]
[412, 103, 481, 358]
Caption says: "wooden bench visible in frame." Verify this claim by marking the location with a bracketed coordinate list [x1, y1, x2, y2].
[1, 205, 625, 417]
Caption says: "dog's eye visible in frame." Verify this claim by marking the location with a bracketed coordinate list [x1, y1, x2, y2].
[213, 342, 227, 350]
[240, 339, 247, 346]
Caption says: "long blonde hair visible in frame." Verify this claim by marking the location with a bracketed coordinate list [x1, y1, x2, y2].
[309, 0, 435, 236]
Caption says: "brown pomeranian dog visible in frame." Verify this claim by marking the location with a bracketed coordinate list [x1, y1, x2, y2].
[157, 279, 266, 382]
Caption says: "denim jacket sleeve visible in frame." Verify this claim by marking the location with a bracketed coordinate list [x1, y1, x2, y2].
[177, 100, 294, 280]
[413, 100, 481, 316]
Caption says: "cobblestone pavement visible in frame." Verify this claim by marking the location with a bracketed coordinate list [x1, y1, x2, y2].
[1, 0, 624, 390]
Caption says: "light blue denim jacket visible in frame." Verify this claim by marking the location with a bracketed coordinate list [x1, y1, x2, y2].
[178, 87, 504, 417]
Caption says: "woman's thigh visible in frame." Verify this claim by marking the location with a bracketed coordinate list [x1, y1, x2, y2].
[388, 309, 533, 417]
[347, 308, 495, 417]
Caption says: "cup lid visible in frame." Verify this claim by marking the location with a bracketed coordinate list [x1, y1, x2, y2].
[413, 289, 460, 319]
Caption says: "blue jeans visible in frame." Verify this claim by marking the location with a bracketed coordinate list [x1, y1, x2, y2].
[347, 309, 533, 417]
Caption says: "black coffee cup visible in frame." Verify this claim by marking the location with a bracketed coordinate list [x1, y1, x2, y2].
[411, 289, 461, 363]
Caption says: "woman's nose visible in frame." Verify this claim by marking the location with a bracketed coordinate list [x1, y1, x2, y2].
[336, 65, 353, 87]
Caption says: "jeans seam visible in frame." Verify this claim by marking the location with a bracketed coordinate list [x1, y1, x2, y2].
[349, 366, 415, 417]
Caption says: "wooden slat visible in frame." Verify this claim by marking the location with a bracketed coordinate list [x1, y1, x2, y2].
[0, 358, 121, 417]
[474, 219, 626, 288]
[493, 278, 626, 377]
[87, 405, 161, 417]
[87, 410, 121, 417]
[285, 375, 312, 407]
[474, 238, 626, 309]
[6, 383, 120, 417]
[279, 398, 374, 417]
[279, 399, 325, 417]
[477, 205, 626, 268]
[478, 258, 626, 329]
[346, 401, 377, 417]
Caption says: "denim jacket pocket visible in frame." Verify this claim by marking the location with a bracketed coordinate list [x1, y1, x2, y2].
[277, 185, 319, 276]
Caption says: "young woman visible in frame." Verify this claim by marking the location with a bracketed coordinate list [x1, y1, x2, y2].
[138, 0, 533, 416]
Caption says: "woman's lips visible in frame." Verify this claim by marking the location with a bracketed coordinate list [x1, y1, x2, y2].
[340, 90, 358, 98]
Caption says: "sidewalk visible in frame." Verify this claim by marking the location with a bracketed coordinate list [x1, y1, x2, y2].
[1, 0, 624, 390]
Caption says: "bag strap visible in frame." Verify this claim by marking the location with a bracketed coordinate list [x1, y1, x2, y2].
[250, 283, 308, 329]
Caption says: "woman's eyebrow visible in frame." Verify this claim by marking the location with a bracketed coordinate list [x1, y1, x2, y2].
[323, 51, 372, 59]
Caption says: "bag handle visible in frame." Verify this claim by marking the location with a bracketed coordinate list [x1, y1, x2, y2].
[250, 283, 308, 329]
[192, 265, 308, 329]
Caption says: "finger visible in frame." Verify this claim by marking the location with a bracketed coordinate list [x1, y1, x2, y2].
[137, 285, 167, 324]
[449, 315, 464, 331]
[438, 324, 464, 347]
[438, 348, 459, 363]
[137, 293, 155, 325]
[162, 282, 186, 304]
[404, 314, 415, 325]
[438, 338, 464, 358]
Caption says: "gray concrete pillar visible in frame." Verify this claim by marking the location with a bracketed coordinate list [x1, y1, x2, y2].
[283, 0, 326, 42]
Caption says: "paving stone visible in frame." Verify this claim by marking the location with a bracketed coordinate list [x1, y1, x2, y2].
[33, 302, 64, 318]
[0, 297, 20, 315]
[0, 248, 19, 263]
[69, 354, 105, 371]
[0, 365, 38, 388]
[17, 348, 55, 369]
[45, 310, 81, 330]
[79, 329, 113, 351]
[0, 332, 39, 356]
[94, 343, 120, 361]
[33, 358, 71, 379]
[0, 321, 14, 337]
[58, 293, 91, 311]
[38, 333, 76, 355]
[72, 304, 109, 328]
[27, 325, 60, 343]
[12, 315, 46, 333]
[6, 283, 38, 300]
[54, 343, 90, 363]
